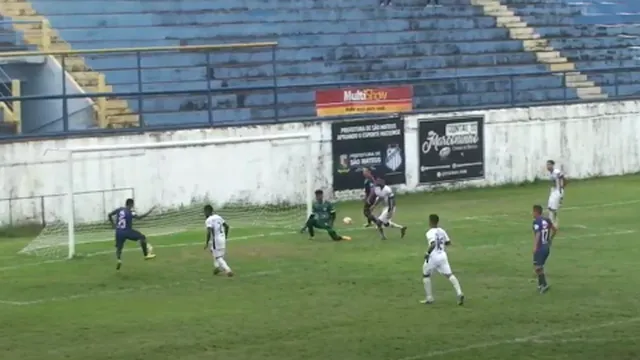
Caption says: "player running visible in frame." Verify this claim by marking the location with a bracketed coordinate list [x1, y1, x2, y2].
[108, 198, 156, 270]
[362, 168, 377, 227]
[300, 189, 352, 241]
[204, 205, 233, 277]
[421, 214, 464, 305]
[371, 178, 407, 240]
[546, 160, 565, 229]
[532, 204, 556, 294]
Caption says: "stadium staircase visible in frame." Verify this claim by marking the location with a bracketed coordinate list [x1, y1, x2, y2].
[0, 77, 21, 135]
[0, 0, 637, 128]
[0, 15, 30, 134]
[470, 0, 606, 100]
[0, 0, 139, 128]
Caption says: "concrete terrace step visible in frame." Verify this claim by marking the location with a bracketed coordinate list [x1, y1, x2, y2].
[576, 87, 608, 98]
[23, 0, 480, 13]
[3, 7, 488, 23]
[568, 80, 597, 88]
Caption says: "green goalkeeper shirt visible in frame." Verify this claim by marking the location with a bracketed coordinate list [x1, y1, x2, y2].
[312, 200, 335, 225]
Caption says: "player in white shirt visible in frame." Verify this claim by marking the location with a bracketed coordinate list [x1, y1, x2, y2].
[204, 205, 233, 277]
[371, 178, 407, 240]
[546, 160, 565, 229]
[421, 214, 464, 305]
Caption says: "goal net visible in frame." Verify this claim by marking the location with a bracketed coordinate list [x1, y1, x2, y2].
[19, 133, 313, 259]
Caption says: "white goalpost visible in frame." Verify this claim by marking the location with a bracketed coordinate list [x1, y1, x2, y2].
[19, 133, 314, 259]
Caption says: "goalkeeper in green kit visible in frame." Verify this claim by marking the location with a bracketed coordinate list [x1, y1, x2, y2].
[300, 189, 352, 241]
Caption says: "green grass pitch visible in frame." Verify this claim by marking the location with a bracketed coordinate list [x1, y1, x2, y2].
[1, 175, 640, 360]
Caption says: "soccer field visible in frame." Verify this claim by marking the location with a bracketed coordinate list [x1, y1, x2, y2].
[1, 176, 640, 360]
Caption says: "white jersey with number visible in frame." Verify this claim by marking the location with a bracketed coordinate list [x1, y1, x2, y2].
[205, 214, 227, 255]
[423, 227, 452, 276]
[375, 185, 396, 223]
[548, 168, 564, 210]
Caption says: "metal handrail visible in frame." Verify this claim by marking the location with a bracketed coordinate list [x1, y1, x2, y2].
[0, 65, 632, 103]
[0, 40, 637, 138]
[0, 41, 279, 57]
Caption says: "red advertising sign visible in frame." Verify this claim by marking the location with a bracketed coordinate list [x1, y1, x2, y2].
[315, 86, 413, 117]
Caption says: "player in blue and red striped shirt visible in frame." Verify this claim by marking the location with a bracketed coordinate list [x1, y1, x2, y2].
[532, 204, 557, 294]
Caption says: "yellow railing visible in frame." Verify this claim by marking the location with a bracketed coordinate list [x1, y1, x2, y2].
[0, 79, 21, 133]
[11, 79, 20, 133]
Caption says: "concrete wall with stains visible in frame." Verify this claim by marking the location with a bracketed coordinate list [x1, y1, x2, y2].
[2, 100, 640, 226]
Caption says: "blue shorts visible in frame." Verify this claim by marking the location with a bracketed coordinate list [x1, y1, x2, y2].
[533, 248, 550, 267]
[115, 229, 145, 248]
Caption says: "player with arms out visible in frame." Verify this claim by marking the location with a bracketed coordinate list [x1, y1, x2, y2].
[300, 189, 352, 241]
[204, 205, 233, 277]
[108, 198, 156, 270]
[421, 214, 464, 305]
[370, 178, 407, 240]
[362, 168, 378, 227]
[546, 160, 565, 229]
[532, 204, 556, 294]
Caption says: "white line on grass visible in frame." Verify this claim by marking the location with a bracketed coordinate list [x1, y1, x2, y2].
[563, 199, 640, 210]
[0, 269, 281, 306]
[0, 217, 544, 272]
[0, 219, 486, 272]
[2, 226, 636, 273]
[398, 317, 640, 360]
[414, 230, 636, 254]
[528, 337, 638, 344]
[2, 199, 638, 272]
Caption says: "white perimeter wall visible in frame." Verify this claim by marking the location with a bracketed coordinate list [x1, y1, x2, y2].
[1, 100, 640, 225]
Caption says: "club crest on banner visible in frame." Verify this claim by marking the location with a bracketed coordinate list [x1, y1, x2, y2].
[385, 144, 402, 172]
[338, 154, 350, 173]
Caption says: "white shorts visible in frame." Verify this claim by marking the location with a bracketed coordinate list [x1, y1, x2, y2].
[378, 207, 395, 224]
[423, 252, 452, 276]
[211, 248, 226, 259]
[210, 239, 226, 258]
[548, 190, 562, 211]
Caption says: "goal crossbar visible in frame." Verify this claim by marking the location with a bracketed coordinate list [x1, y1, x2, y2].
[45, 132, 313, 259]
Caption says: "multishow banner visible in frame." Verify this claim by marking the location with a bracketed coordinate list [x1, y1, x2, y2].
[417, 116, 485, 184]
[331, 116, 406, 191]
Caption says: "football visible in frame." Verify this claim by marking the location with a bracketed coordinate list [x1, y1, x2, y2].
[343, 217, 353, 225]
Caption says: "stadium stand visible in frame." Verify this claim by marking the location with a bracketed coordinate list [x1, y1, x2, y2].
[0, 0, 638, 130]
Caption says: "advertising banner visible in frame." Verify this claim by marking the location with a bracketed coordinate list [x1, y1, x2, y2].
[316, 86, 413, 117]
[332, 116, 406, 191]
[418, 116, 485, 184]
